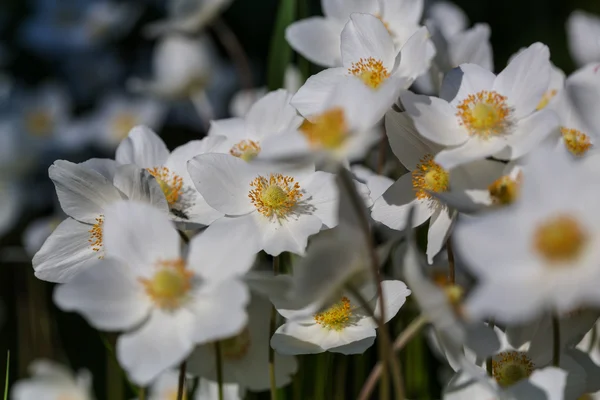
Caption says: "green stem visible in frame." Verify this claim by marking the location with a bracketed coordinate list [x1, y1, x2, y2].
[334, 355, 348, 400]
[314, 353, 330, 400]
[552, 314, 560, 367]
[138, 388, 145, 400]
[215, 342, 224, 400]
[269, 255, 281, 400]
[4, 351, 9, 400]
[99, 333, 138, 396]
[177, 361, 187, 400]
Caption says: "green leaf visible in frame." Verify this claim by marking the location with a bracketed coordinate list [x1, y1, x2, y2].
[267, 0, 297, 90]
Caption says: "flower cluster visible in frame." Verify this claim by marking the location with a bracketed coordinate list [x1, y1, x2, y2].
[8, 0, 600, 400]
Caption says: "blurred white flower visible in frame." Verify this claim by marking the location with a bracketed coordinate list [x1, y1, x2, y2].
[292, 13, 433, 119]
[145, 0, 234, 36]
[567, 10, 600, 68]
[286, 0, 424, 67]
[11, 359, 94, 400]
[401, 43, 559, 169]
[116, 126, 226, 227]
[23, 214, 63, 257]
[189, 293, 297, 392]
[455, 145, 600, 322]
[33, 159, 168, 283]
[54, 201, 250, 385]
[195, 378, 242, 400]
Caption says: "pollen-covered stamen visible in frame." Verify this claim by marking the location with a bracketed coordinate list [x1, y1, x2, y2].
[249, 174, 302, 219]
[492, 351, 534, 387]
[300, 109, 349, 150]
[147, 167, 184, 206]
[488, 173, 522, 205]
[25, 110, 54, 137]
[536, 89, 558, 110]
[348, 57, 390, 89]
[534, 214, 588, 263]
[412, 154, 450, 200]
[111, 112, 138, 140]
[88, 215, 104, 257]
[561, 127, 592, 156]
[230, 140, 261, 161]
[314, 297, 352, 331]
[140, 258, 193, 310]
[456, 91, 512, 138]
[219, 327, 251, 360]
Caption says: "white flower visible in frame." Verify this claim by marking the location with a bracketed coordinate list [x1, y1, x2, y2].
[89, 94, 167, 150]
[271, 280, 410, 355]
[188, 153, 362, 256]
[33, 159, 168, 283]
[454, 145, 600, 322]
[371, 110, 505, 262]
[23, 214, 63, 257]
[11, 360, 94, 400]
[351, 165, 394, 206]
[286, 0, 424, 67]
[195, 378, 242, 400]
[188, 293, 297, 391]
[145, 0, 234, 36]
[401, 43, 559, 169]
[209, 89, 303, 161]
[567, 10, 600, 68]
[146, 370, 241, 400]
[292, 13, 433, 119]
[116, 126, 225, 227]
[54, 201, 250, 385]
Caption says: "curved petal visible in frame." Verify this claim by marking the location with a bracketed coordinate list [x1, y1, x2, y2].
[426, 207, 454, 264]
[300, 171, 338, 228]
[493, 43, 551, 119]
[33, 218, 97, 283]
[113, 165, 169, 212]
[271, 323, 326, 355]
[103, 201, 180, 276]
[246, 89, 303, 138]
[425, 1, 467, 38]
[567, 10, 600, 67]
[291, 68, 347, 118]
[448, 23, 493, 71]
[115, 126, 170, 168]
[285, 18, 342, 68]
[503, 109, 559, 160]
[434, 137, 507, 170]
[341, 13, 396, 70]
[395, 26, 435, 83]
[385, 110, 438, 170]
[53, 257, 150, 331]
[187, 153, 256, 215]
[50, 160, 124, 224]
[208, 118, 249, 142]
[441, 64, 496, 105]
[256, 212, 323, 256]
[187, 215, 259, 281]
[373, 280, 411, 324]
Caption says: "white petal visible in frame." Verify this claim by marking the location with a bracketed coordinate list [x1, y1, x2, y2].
[112, 165, 169, 212]
[400, 90, 467, 146]
[291, 68, 347, 118]
[385, 110, 438, 170]
[502, 109, 559, 160]
[53, 257, 150, 331]
[370, 173, 433, 230]
[441, 64, 496, 105]
[567, 10, 600, 67]
[434, 137, 507, 170]
[341, 13, 396, 70]
[50, 160, 124, 224]
[115, 126, 170, 168]
[395, 26, 435, 83]
[493, 43, 551, 119]
[325, 325, 377, 353]
[187, 153, 256, 215]
[256, 212, 323, 256]
[425, 1, 467, 38]
[208, 118, 249, 142]
[246, 89, 302, 138]
[33, 218, 96, 283]
[117, 310, 196, 385]
[448, 24, 493, 71]
[426, 207, 454, 264]
[372, 280, 411, 324]
[322, 0, 376, 19]
[187, 215, 259, 281]
[103, 201, 180, 276]
[300, 171, 338, 228]
[381, 0, 423, 30]
[285, 18, 342, 68]
[271, 323, 326, 355]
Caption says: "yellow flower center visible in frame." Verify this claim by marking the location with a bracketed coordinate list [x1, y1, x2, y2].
[140, 259, 192, 310]
[348, 57, 390, 89]
[25, 110, 54, 137]
[249, 174, 302, 219]
[219, 327, 251, 360]
[492, 351, 535, 387]
[147, 167, 184, 206]
[300, 109, 349, 150]
[111, 112, 138, 140]
[534, 214, 588, 264]
[561, 127, 592, 156]
[88, 215, 104, 257]
[314, 297, 352, 331]
[230, 140, 261, 161]
[456, 91, 512, 138]
[488, 173, 522, 205]
[412, 154, 450, 200]
[536, 89, 558, 110]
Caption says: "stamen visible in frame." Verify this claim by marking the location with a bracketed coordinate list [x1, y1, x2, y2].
[88, 215, 104, 257]
[488, 173, 522, 205]
[248, 174, 302, 219]
[147, 167, 184, 206]
[299, 109, 349, 150]
[348, 57, 390, 89]
[412, 154, 450, 200]
[314, 297, 352, 331]
[561, 127, 592, 156]
[456, 91, 513, 138]
[140, 259, 193, 310]
[230, 140, 261, 161]
[534, 214, 588, 264]
[536, 89, 557, 110]
[492, 351, 534, 387]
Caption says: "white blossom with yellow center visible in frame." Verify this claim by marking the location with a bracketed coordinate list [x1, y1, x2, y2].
[401, 42, 560, 170]
[54, 201, 250, 386]
[455, 145, 600, 323]
[271, 280, 410, 355]
[188, 153, 369, 256]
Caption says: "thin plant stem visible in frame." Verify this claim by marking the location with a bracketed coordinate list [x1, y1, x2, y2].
[447, 236, 455, 284]
[552, 314, 561, 367]
[377, 137, 387, 174]
[314, 353, 330, 400]
[358, 315, 427, 400]
[486, 319, 496, 376]
[138, 388, 145, 400]
[215, 342, 224, 400]
[346, 284, 404, 400]
[334, 354, 348, 400]
[588, 324, 598, 353]
[212, 18, 254, 91]
[269, 255, 281, 400]
[177, 361, 187, 400]
[4, 351, 9, 400]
